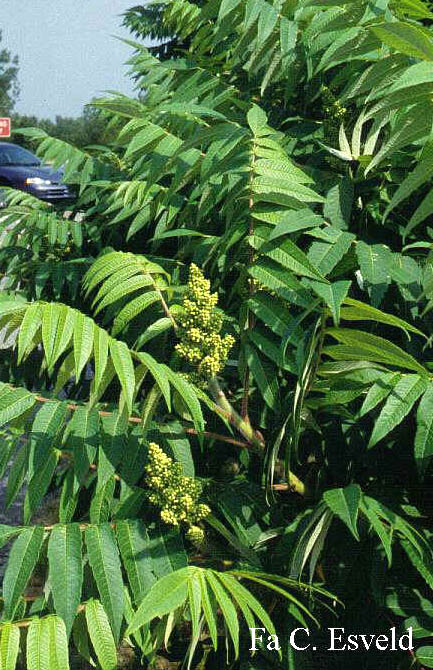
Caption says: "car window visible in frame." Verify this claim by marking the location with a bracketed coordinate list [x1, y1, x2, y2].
[0, 145, 40, 167]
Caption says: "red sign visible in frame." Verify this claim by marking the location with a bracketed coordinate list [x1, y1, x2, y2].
[0, 118, 11, 138]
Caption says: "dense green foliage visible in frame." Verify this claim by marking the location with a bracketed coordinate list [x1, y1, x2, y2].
[3, 0, 433, 668]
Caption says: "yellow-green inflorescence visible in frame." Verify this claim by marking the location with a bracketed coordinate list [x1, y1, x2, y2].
[321, 85, 347, 147]
[175, 264, 235, 382]
[145, 442, 210, 544]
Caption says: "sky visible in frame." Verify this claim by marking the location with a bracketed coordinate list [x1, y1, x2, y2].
[2, 1, 149, 119]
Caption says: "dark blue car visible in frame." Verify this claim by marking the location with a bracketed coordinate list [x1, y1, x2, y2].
[0, 142, 74, 206]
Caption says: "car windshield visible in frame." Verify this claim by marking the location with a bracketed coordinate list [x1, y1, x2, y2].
[0, 145, 40, 167]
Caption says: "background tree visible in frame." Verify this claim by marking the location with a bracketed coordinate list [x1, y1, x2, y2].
[0, 29, 19, 116]
[12, 105, 108, 150]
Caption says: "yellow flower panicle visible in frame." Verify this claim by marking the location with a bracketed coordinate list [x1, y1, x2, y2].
[145, 442, 210, 538]
[321, 85, 347, 153]
[175, 264, 235, 382]
[186, 525, 205, 545]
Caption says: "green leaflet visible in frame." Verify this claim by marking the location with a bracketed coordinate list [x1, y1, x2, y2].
[126, 567, 191, 634]
[248, 256, 304, 294]
[416, 646, 433, 668]
[73, 312, 94, 382]
[307, 228, 355, 277]
[323, 484, 361, 540]
[45, 616, 70, 670]
[366, 103, 433, 174]
[148, 523, 187, 578]
[339, 297, 426, 338]
[268, 210, 323, 238]
[50, 305, 76, 371]
[393, 0, 433, 20]
[137, 352, 171, 410]
[25, 401, 67, 521]
[89, 476, 115, 525]
[114, 485, 146, 519]
[415, 383, 433, 476]
[112, 291, 160, 336]
[405, 189, 433, 239]
[369, 374, 428, 448]
[17, 302, 42, 364]
[0, 524, 23, 549]
[27, 618, 50, 670]
[41, 303, 62, 369]
[85, 600, 118, 670]
[25, 447, 59, 524]
[0, 387, 36, 430]
[97, 409, 128, 490]
[216, 480, 266, 549]
[5, 442, 29, 510]
[359, 372, 402, 417]
[58, 469, 80, 524]
[93, 275, 153, 315]
[384, 146, 433, 221]
[205, 570, 240, 658]
[360, 497, 392, 566]
[248, 292, 304, 339]
[109, 339, 135, 414]
[370, 21, 433, 61]
[92, 327, 109, 394]
[65, 405, 99, 484]
[249, 226, 328, 281]
[136, 317, 173, 348]
[356, 241, 391, 299]
[401, 538, 433, 591]
[218, 572, 278, 648]
[116, 519, 156, 605]
[323, 178, 353, 229]
[72, 610, 95, 667]
[163, 366, 205, 435]
[160, 420, 195, 476]
[309, 280, 351, 326]
[0, 622, 20, 670]
[325, 328, 428, 375]
[48, 524, 83, 637]
[85, 524, 124, 642]
[247, 104, 268, 135]
[245, 344, 280, 411]
[198, 571, 218, 650]
[3, 526, 44, 619]
[29, 401, 67, 476]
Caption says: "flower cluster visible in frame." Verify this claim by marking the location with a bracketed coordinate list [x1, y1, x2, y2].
[145, 443, 210, 540]
[321, 85, 347, 151]
[175, 264, 235, 382]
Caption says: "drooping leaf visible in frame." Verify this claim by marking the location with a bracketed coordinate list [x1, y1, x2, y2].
[369, 374, 428, 448]
[309, 280, 351, 326]
[0, 622, 20, 670]
[48, 524, 83, 637]
[116, 519, 156, 606]
[126, 567, 190, 635]
[325, 329, 428, 375]
[323, 484, 361, 540]
[370, 21, 433, 61]
[415, 383, 433, 476]
[85, 599, 118, 670]
[3, 526, 44, 619]
[85, 524, 124, 642]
